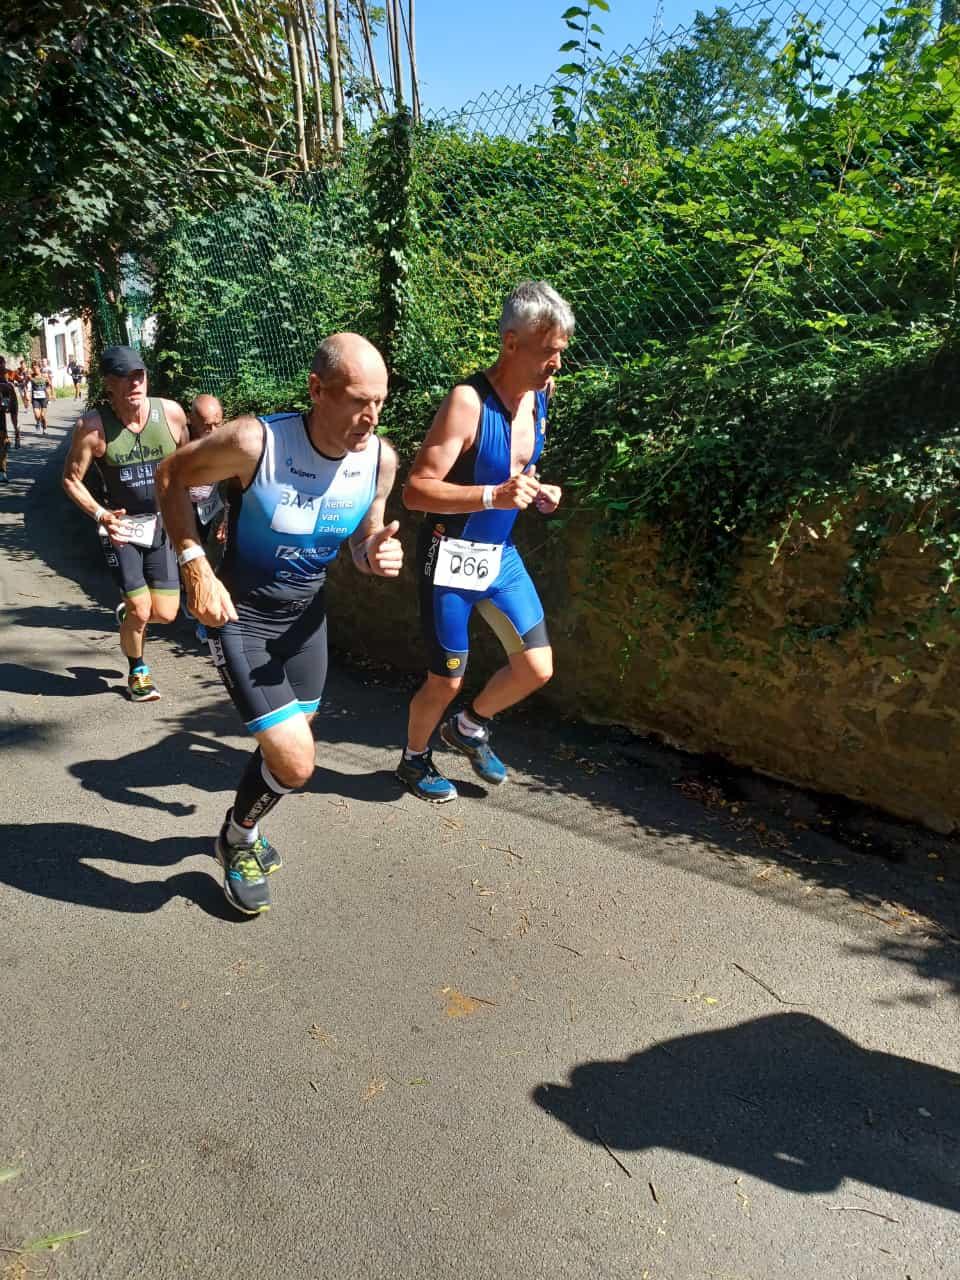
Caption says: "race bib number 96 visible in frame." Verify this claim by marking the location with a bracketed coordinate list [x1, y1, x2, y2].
[433, 536, 502, 592]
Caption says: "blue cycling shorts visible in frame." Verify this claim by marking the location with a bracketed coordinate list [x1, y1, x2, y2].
[416, 523, 549, 678]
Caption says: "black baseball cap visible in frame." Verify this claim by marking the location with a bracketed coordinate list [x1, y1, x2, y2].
[100, 345, 146, 376]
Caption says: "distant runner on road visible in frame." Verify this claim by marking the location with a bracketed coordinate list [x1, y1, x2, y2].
[62, 345, 188, 702]
[157, 333, 403, 917]
[15, 359, 29, 411]
[28, 360, 50, 434]
[397, 280, 573, 803]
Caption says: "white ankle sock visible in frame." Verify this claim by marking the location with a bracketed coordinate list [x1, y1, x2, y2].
[227, 812, 259, 845]
[456, 710, 486, 739]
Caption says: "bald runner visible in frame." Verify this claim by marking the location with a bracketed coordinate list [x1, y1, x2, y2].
[157, 334, 403, 916]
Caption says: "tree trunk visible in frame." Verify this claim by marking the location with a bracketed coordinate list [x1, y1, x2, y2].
[407, 0, 421, 123]
[324, 0, 345, 152]
[285, 13, 310, 171]
[387, 0, 404, 108]
[303, 0, 327, 150]
[355, 0, 389, 114]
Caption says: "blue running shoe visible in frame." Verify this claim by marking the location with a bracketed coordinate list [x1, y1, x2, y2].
[440, 716, 508, 786]
[396, 750, 458, 803]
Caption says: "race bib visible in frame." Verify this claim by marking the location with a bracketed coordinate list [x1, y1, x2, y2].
[116, 513, 158, 548]
[195, 492, 224, 525]
[433, 536, 502, 591]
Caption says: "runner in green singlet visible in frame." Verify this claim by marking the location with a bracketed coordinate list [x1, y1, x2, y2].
[62, 346, 189, 701]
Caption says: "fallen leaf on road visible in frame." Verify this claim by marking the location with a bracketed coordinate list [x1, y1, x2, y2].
[440, 986, 495, 1017]
[362, 1078, 387, 1102]
[21, 1229, 91, 1254]
[0, 1168, 21, 1184]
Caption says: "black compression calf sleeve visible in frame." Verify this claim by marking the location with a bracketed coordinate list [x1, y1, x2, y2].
[231, 748, 290, 830]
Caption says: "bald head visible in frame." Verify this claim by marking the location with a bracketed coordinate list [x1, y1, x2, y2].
[310, 333, 386, 388]
[189, 393, 224, 440]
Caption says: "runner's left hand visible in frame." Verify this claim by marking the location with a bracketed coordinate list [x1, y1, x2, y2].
[367, 521, 403, 577]
[534, 484, 562, 514]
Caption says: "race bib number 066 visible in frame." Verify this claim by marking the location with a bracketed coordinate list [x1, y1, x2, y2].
[433, 536, 502, 592]
[116, 513, 158, 548]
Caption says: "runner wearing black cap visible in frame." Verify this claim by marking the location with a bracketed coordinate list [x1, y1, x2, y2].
[62, 345, 189, 701]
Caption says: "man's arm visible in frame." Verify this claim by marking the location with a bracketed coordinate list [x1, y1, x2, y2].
[156, 415, 263, 626]
[349, 440, 403, 578]
[402, 384, 540, 515]
[61, 413, 125, 537]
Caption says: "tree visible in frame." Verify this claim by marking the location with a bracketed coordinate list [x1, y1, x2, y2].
[0, 0, 291, 319]
[599, 9, 788, 151]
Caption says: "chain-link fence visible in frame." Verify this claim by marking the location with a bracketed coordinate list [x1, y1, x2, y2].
[104, 0, 959, 409]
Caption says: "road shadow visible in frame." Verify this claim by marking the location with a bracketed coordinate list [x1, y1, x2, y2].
[533, 1012, 960, 1214]
[0, 821, 242, 920]
[70, 721, 413, 817]
[0, 662, 121, 698]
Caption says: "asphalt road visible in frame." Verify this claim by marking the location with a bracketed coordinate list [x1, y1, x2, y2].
[1, 397, 958, 1279]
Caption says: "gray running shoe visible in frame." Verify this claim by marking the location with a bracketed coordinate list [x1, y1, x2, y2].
[214, 828, 273, 916]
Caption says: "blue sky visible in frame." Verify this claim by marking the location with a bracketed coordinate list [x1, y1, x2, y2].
[365, 0, 705, 116]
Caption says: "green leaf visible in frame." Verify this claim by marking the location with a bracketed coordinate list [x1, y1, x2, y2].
[22, 1229, 91, 1254]
[0, 1167, 22, 1184]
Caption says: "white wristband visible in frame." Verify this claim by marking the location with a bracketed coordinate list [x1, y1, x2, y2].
[93, 505, 106, 524]
[177, 545, 207, 567]
[482, 484, 495, 510]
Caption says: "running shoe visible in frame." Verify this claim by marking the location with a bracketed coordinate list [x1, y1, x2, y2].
[219, 809, 282, 874]
[440, 716, 508, 786]
[214, 828, 272, 916]
[128, 670, 161, 702]
[396, 750, 458, 803]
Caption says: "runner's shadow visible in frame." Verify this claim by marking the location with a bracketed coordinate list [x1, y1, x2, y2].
[308, 758, 488, 803]
[0, 822, 242, 920]
[71, 730, 248, 816]
[0, 663, 121, 697]
[533, 1012, 960, 1213]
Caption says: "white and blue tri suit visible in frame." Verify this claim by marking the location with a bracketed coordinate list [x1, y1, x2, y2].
[208, 411, 381, 734]
[417, 372, 550, 677]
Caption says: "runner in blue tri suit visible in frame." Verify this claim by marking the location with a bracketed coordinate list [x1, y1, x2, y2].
[157, 333, 403, 916]
[398, 281, 574, 803]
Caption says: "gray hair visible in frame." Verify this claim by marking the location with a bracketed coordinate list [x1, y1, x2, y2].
[310, 336, 346, 383]
[498, 280, 575, 340]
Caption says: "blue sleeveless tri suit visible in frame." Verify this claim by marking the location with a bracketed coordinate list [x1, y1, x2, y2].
[416, 371, 550, 677]
[210, 412, 380, 733]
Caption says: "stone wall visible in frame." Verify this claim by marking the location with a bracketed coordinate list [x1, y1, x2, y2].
[328, 499, 959, 833]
